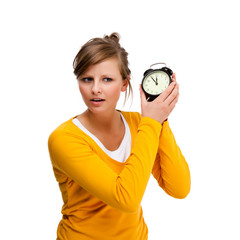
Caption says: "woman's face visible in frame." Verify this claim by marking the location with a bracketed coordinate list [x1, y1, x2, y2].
[78, 58, 128, 114]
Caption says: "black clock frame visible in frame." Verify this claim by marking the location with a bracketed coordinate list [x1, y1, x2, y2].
[141, 67, 173, 102]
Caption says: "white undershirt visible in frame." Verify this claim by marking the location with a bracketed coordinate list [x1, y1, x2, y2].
[72, 113, 131, 163]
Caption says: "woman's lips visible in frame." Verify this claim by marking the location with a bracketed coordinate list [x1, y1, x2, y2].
[90, 98, 105, 102]
[90, 98, 105, 106]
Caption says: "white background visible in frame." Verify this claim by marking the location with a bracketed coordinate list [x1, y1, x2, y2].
[1, 0, 240, 239]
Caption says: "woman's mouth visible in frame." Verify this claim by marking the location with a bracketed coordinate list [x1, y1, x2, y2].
[90, 98, 105, 102]
[90, 98, 105, 106]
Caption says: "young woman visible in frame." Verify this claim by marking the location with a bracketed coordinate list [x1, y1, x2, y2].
[48, 33, 191, 240]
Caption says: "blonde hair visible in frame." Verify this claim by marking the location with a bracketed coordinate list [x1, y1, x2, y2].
[73, 32, 132, 102]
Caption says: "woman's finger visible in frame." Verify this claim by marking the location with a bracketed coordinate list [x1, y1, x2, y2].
[164, 83, 179, 105]
[171, 73, 176, 83]
[169, 90, 179, 107]
[157, 81, 176, 102]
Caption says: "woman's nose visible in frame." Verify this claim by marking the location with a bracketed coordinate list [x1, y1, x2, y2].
[91, 80, 102, 94]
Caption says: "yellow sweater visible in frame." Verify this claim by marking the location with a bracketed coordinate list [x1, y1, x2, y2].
[48, 111, 190, 240]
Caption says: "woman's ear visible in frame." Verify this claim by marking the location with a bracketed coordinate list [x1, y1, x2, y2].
[121, 76, 129, 92]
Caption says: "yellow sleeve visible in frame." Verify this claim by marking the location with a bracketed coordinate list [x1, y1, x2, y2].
[48, 117, 162, 213]
[152, 121, 191, 198]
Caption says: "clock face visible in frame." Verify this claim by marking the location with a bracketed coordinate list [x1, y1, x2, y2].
[142, 70, 170, 95]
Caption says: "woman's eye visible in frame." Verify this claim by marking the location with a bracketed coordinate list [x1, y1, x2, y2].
[81, 77, 93, 82]
[103, 78, 112, 82]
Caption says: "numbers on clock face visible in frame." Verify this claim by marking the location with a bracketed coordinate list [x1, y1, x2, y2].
[143, 71, 170, 95]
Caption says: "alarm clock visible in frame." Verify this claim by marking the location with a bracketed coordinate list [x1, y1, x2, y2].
[141, 63, 173, 101]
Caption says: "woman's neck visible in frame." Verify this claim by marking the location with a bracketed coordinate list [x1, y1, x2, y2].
[78, 109, 122, 133]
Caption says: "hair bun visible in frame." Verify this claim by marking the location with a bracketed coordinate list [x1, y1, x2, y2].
[104, 32, 120, 44]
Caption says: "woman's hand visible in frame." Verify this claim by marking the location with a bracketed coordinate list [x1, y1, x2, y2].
[140, 73, 179, 124]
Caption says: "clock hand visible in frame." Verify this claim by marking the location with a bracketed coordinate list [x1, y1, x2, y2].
[151, 76, 158, 85]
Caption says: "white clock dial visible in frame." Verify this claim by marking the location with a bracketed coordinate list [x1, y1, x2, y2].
[143, 71, 170, 95]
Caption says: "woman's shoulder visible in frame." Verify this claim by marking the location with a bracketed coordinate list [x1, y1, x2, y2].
[48, 116, 85, 145]
[120, 111, 141, 125]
